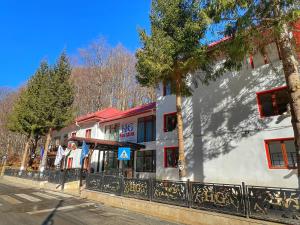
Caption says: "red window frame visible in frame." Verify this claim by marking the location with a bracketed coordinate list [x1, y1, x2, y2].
[164, 146, 179, 168]
[85, 129, 92, 138]
[163, 112, 177, 132]
[264, 137, 297, 169]
[256, 86, 288, 118]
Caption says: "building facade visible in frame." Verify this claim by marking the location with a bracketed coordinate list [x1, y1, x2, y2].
[52, 30, 300, 188]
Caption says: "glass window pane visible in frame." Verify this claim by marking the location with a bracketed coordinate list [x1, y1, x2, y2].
[166, 114, 177, 132]
[268, 142, 284, 167]
[275, 89, 289, 115]
[166, 148, 178, 168]
[137, 121, 145, 143]
[145, 120, 153, 142]
[260, 93, 275, 117]
[285, 140, 297, 167]
[166, 82, 172, 95]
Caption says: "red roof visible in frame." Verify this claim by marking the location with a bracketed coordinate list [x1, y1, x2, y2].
[76, 108, 121, 123]
[101, 102, 156, 123]
[76, 102, 156, 124]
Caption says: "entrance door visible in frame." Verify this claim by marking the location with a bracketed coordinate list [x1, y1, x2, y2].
[122, 150, 134, 178]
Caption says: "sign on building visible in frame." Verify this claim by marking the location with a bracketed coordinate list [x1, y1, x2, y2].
[118, 147, 131, 160]
[119, 121, 136, 142]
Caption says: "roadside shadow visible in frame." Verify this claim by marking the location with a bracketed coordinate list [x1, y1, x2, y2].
[41, 200, 64, 225]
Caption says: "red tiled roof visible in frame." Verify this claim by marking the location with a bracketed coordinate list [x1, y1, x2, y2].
[76, 108, 121, 123]
[100, 102, 156, 123]
[76, 102, 156, 124]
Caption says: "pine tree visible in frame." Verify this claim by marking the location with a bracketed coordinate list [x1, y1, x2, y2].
[136, 0, 210, 179]
[40, 52, 74, 171]
[8, 62, 51, 170]
[204, 1, 300, 177]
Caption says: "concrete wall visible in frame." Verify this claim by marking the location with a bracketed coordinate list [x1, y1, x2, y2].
[156, 42, 298, 188]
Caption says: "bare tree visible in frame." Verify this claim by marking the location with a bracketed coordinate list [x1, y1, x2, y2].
[0, 88, 27, 167]
[71, 38, 155, 116]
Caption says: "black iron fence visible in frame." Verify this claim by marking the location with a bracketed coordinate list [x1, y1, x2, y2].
[85, 173, 300, 224]
[247, 185, 300, 225]
[4, 168, 86, 186]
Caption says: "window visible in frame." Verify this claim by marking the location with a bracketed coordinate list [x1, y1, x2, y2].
[105, 151, 118, 170]
[256, 86, 289, 117]
[137, 116, 156, 143]
[164, 112, 177, 132]
[136, 150, 156, 172]
[67, 157, 73, 169]
[104, 123, 120, 141]
[163, 81, 172, 96]
[265, 138, 297, 169]
[71, 132, 76, 137]
[164, 147, 179, 168]
[85, 129, 92, 138]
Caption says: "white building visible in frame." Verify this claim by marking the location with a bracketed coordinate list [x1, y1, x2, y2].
[52, 31, 300, 188]
[156, 39, 298, 188]
[52, 103, 157, 179]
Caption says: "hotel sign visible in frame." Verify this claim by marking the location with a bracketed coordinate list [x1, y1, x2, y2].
[119, 122, 136, 142]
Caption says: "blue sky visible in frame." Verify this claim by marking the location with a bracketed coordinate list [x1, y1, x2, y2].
[0, 0, 151, 88]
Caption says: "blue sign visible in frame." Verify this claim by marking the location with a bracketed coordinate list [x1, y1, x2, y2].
[118, 147, 131, 160]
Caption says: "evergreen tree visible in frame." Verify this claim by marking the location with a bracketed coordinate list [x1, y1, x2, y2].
[8, 62, 51, 170]
[136, 0, 210, 179]
[204, 1, 300, 176]
[40, 52, 74, 171]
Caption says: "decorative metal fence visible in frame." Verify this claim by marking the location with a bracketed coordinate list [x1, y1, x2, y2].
[4, 168, 86, 186]
[123, 178, 150, 200]
[152, 180, 188, 207]
[190, 182, 245, 216]
[5, 169, 300, 224]
[247, 185, 300, 224]
[84, 173, 300, 224]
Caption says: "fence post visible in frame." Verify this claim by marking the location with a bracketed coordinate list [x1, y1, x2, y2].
[149, 178, 153, 201]
[120, 175, 124, 196]
[187, 179, 191, 208]
[242, 182, 249, 218]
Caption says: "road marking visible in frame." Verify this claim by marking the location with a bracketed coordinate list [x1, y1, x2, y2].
[32, 192, 59, 200]
[27, 202, 95, 215]
[44, 190, 73, 198]
[15, 194, 41, 202]
[0, 195, 22, 204]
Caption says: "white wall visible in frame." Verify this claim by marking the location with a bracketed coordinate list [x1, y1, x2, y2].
[156, 43, 298, 188]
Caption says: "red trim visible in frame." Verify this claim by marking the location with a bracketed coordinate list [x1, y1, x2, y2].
[256, 86, 287, 96]
[164, 146, 178, 168]
[256, 86, 288, 118]
[264, 137, 297, 169]
[163, 112, 177, 132]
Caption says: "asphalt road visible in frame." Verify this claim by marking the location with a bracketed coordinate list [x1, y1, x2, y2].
[0, 181, 181, 225]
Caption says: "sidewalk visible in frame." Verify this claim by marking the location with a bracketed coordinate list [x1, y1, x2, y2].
[1, 175, 81, 197]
